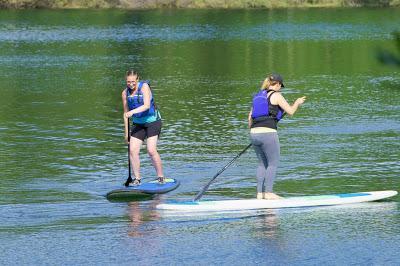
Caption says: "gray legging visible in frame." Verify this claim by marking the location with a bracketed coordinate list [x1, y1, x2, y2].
[250, 132, 280, 193]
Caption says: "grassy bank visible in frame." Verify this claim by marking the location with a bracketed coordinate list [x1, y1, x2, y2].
[1, 0, 400, 9]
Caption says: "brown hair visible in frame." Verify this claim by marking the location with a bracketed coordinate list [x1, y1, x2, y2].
[125, 69, 139, 79]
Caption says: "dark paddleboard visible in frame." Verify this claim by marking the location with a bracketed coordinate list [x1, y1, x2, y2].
[106, 178, 180, 200]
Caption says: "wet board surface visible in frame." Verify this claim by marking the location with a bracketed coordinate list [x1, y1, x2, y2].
[157, 190, 398, 211]
[106, 178, 180, 199]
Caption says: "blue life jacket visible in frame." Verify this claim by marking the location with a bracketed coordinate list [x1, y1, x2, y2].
[126, 81, 156, 118]
[251, 89, 284, 121]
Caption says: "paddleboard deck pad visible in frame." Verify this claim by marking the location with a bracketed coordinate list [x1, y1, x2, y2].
[157, 190, 397, 211]
[107, 178, 179, 199]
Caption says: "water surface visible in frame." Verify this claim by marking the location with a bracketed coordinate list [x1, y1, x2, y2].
[0, 8, 399, 265]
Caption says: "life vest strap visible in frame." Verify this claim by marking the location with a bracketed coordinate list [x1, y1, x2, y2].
[252, 116, 276, 123]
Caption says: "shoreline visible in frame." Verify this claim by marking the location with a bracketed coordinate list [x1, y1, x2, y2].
[1, 0, 400, 9]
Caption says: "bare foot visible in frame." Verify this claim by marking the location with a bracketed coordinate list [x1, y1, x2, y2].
[256, 193, 264, 200]
[264, 193, 282, 200]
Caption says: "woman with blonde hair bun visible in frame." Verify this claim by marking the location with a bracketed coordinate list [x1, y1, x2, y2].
[248, 73, 306, 200]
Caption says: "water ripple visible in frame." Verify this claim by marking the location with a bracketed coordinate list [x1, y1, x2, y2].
[0, 22, 397, 43]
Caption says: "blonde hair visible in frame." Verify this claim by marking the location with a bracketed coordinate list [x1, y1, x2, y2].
[261, 74, 280, 90]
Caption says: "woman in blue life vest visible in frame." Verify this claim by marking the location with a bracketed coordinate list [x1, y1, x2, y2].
[248, 73, 306, 200]
[122, 70, 165, 185]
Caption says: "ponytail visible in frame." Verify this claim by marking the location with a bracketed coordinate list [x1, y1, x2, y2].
[261, 77, 271, 90]
[261, 74, 280, 90]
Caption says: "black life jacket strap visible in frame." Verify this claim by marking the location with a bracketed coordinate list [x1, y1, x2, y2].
[252, 116, 275, 123]
[266, 90, 276, 99]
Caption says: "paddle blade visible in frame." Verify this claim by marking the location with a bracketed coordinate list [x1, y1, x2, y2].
[124, 176, 133, 187]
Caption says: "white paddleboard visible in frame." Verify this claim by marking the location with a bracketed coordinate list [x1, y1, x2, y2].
[156, 190, 398, 211]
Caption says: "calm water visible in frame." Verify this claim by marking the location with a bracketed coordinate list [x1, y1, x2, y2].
[1, 8, 399, 265]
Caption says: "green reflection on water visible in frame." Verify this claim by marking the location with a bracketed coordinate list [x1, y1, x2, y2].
[0, 8, 399, 207]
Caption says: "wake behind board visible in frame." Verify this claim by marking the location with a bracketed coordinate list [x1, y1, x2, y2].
[157, 190, 398, 211]
[107, 178, 180, 200]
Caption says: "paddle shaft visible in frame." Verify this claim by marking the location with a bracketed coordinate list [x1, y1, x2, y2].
[124, 118, 133, 187]
[128, 119, 131, 177]
[193, 143, 252, 201]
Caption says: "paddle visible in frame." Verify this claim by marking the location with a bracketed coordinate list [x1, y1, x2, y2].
[124, 118, 133, 187]
[193, 143, 252, 201]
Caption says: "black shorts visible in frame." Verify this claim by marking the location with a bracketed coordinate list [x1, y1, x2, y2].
[131, 119, 162, 141]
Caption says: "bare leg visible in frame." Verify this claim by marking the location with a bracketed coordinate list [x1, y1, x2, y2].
[130, 137, 143, 180]
[146, 135, 164, 178]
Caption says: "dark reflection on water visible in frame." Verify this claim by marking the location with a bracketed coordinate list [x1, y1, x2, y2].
[0, 8, 400, 265]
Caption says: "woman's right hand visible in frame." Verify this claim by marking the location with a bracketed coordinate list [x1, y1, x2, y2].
[295, 96, 306, 106]
[124, 111, 133, 118]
